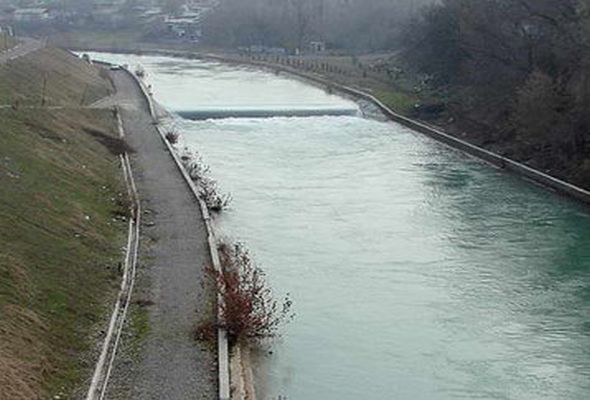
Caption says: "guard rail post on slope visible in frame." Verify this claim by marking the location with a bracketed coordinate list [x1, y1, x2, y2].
[123, 67, 231, 400]
[86, 107, 141, 400]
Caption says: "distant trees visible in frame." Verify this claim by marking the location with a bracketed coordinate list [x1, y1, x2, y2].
[202, 0, 432, 51]
[203, 0, 590, 185]
[161, 0, 184, 16]
[405, 0, 590, 185]
[203, 0, 289, 47]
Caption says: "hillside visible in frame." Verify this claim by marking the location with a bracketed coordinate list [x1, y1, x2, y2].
[0, 47, 127, 399]
[0, 33, 17, 52]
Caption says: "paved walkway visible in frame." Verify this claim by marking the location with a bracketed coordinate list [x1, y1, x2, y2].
[107, 70, 217, 399]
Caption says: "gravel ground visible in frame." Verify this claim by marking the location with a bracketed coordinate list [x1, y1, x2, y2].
[103, 70, 217, 400]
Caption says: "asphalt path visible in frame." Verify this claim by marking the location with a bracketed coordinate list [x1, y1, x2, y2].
[101, 70, 217, 400]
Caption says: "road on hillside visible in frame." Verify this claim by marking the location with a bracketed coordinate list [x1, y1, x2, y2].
[0, 37, 44, 64]
[99, 70, 217, 400]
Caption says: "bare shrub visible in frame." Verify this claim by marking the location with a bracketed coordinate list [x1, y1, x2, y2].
[182, 151, 210, 180]
[165, 129, 179, 144]
[209, 242, 293, 345]
[112, 191, 132, 219]
[200, 177, 232, 213]
[180, 149, 232, 213]
[135, 66, 146, 78]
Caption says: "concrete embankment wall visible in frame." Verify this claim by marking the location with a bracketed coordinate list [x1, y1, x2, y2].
[198, 54, 590, 206]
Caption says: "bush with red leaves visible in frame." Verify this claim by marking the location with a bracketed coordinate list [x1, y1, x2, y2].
[209, 242, 293, 345]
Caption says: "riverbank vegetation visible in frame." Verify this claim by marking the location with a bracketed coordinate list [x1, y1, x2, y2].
[0, 48, 126, 399]
[199, 0, 590, 189]
[180, 148, 232, 213]
[404, 0, 590, 188]
[197, 241, 293, 346]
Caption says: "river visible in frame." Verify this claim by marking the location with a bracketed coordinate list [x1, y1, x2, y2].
[87, 52, 590, 400]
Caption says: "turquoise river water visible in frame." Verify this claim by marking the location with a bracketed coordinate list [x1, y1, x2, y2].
[88, 52, 590, 400]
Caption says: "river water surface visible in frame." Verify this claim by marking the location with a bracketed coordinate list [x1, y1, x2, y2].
[89, 52, 590, 400]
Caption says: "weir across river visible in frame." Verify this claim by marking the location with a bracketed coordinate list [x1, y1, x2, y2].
[175, 106, 359, 120]
[87, 51, 590, 400]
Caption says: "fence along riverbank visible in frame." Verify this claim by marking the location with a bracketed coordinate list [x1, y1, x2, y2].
[200, 53, 590, 206]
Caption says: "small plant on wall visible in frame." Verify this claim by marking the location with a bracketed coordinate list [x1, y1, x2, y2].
[180, 149, 232, 213]
[165, 129, 179, 144]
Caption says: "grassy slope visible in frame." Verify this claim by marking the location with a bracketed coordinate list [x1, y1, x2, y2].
[0, 33, 17, 52]
[0, 47, 113, 106]
[0, 48, 125, 399]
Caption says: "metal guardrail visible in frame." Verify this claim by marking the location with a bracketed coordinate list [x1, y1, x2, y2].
[86, 107, 142, 400]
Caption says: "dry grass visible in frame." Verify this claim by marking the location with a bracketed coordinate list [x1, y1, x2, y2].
[0, 304, 47, 400]
[0, 49, 124, 398]
[0, 33, 17, 52]
[0, 47, 113, 106]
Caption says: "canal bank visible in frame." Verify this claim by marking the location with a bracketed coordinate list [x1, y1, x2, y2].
[73, 45, 590, 205]
[194, 53, 590, 206]
[129, 68, 232, 400]
[98, 68, 218, 399]
[84, 52, 590, 400]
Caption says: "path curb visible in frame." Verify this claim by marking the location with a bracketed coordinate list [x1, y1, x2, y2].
[123, 68, 232, 400]
[86, 107, 141, 400]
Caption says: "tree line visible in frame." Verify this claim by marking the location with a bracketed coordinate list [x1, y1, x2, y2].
[202, 0, 431, 51]
[202, 0, 590, 186]
[404, 0, 590, 185]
